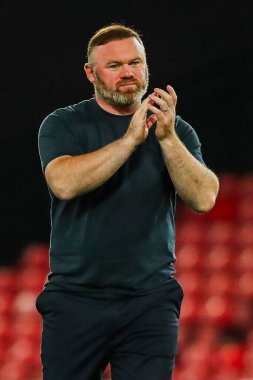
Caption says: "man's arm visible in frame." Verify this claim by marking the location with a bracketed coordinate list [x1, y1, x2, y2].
[45, 98, 154, 200]
[159, 136, 219, 213]
[45, 137, 135, 200]
[148, 85, 219, 213]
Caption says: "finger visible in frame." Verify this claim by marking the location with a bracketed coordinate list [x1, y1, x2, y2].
[148, 91, 156, 105]
[136, 97, 150, 119]
[146, 114, 157, 129]
[154, 87, 174, 108]
[147, 103, 168, 119]
[166, 85, 177, 106]
[148, 94, 168, 111]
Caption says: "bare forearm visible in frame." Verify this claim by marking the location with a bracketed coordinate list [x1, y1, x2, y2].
[159, 134, 219, 213]
[46, 136, 137, 200]
[146, 85, 219, 212]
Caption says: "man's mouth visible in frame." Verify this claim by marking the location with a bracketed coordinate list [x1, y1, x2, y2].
[118, 81, 138, 87]
[117, 83, 139, 93]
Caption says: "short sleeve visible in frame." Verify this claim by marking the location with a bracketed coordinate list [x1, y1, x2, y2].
[175, 115, 205, 164]
[38, 109, 83, 173]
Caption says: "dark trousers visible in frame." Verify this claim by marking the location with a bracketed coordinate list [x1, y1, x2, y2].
[36, 279, 183, 380]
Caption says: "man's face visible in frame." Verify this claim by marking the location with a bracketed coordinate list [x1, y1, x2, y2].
[89, 37, 149, 106]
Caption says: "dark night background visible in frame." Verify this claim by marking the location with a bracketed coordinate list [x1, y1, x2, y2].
[0, 0, 252, 264]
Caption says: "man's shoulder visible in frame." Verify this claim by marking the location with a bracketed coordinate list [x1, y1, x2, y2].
[39, 98, 96, 134]
[48, 98, 95, 120]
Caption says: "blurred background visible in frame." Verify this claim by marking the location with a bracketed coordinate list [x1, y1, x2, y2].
[0, 0, 252, 379]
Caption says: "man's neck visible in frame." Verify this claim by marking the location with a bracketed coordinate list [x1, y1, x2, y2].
[95, 95, 140, 115]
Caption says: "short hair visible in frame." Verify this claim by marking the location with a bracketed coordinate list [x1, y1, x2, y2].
[87, 23, 144, 64]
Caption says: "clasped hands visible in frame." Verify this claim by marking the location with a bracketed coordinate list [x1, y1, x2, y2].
[146, 84, 177, 141]
[125, 85, 177, 146]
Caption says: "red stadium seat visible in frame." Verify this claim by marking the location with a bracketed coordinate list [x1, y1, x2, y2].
[237, 247, 253, 273]
[205, 244, 235, 272]
[238, 196, 253, 221]
[0, 268, 17, 293]
[243, 332, 253, 378]
[205, 273, 234, 298]
[206, 221, 236, 245]
[175, 243, 205, 273]
[0, 316, 13, 348]
[180, 297, 202, 325]
[12, 291, 38, 319]
[237, 272, 253, 299]
[176, 221, 207, 245]
[238, 174, 253, 197]
[2, 336, 41, 378]
[236, 222, 253, 247]
[177, 272, 203, 297]
[19, 243, 49, 270]
[215, 342, 245, 372]
[17, 267, 47, 292]
[218, 174, 239, 197]
[12, 318, 41, 344]
[0, 292, 14, 318]
[231, 299, 253, 330]
[200, 296, 233, 327]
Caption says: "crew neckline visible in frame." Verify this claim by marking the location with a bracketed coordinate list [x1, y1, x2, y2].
[92, 98, 134, 119]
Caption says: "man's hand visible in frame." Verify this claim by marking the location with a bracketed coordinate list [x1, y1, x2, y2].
[123, 98, 157, 147]
[148, 85, 177, 142]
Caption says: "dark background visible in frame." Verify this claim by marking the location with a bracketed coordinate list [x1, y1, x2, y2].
[1, 0, 252, 264]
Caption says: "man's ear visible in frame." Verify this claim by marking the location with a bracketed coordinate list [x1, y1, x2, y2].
[84, 63, 95, 84]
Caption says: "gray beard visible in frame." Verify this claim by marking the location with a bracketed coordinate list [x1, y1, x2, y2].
[93, 70, 149, 106]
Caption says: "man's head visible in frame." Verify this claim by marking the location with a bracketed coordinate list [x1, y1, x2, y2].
[84, 24, 149, 107]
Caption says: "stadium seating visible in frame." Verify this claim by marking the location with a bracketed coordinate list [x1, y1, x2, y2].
[0, 173, 252, 380]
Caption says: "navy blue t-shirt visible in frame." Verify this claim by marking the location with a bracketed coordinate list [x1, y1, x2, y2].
[38, 98, 204, 295]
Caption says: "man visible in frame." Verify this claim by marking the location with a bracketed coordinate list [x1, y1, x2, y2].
[37, 24, 219, 380]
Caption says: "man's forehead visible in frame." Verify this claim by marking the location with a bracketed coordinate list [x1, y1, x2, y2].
[92, 37, 145, 62]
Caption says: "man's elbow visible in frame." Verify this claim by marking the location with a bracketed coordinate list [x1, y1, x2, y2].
[44, 156, 77, 200]
[192, 188, 219, 214]
[194, 176, 219, 213]
[193, 195, 216, 213]
[49, 182, 76, 201]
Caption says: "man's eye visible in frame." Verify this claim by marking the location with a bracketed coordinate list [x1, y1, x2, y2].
[109, 64, 119, 69]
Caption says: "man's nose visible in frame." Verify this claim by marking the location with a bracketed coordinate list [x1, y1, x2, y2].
[120, 64, 134, 77]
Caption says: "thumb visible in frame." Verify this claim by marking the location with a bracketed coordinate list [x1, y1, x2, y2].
[146, 114, 157, 129]
[136, 97, 150, 119]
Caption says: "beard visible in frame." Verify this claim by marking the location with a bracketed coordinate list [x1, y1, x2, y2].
[93, 67, 149, 106]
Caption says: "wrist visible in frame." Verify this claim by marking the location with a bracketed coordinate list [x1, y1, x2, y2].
[121, 134, 139, 152]
[158, 131, 179, 147]
[158, 132, 184, 161]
